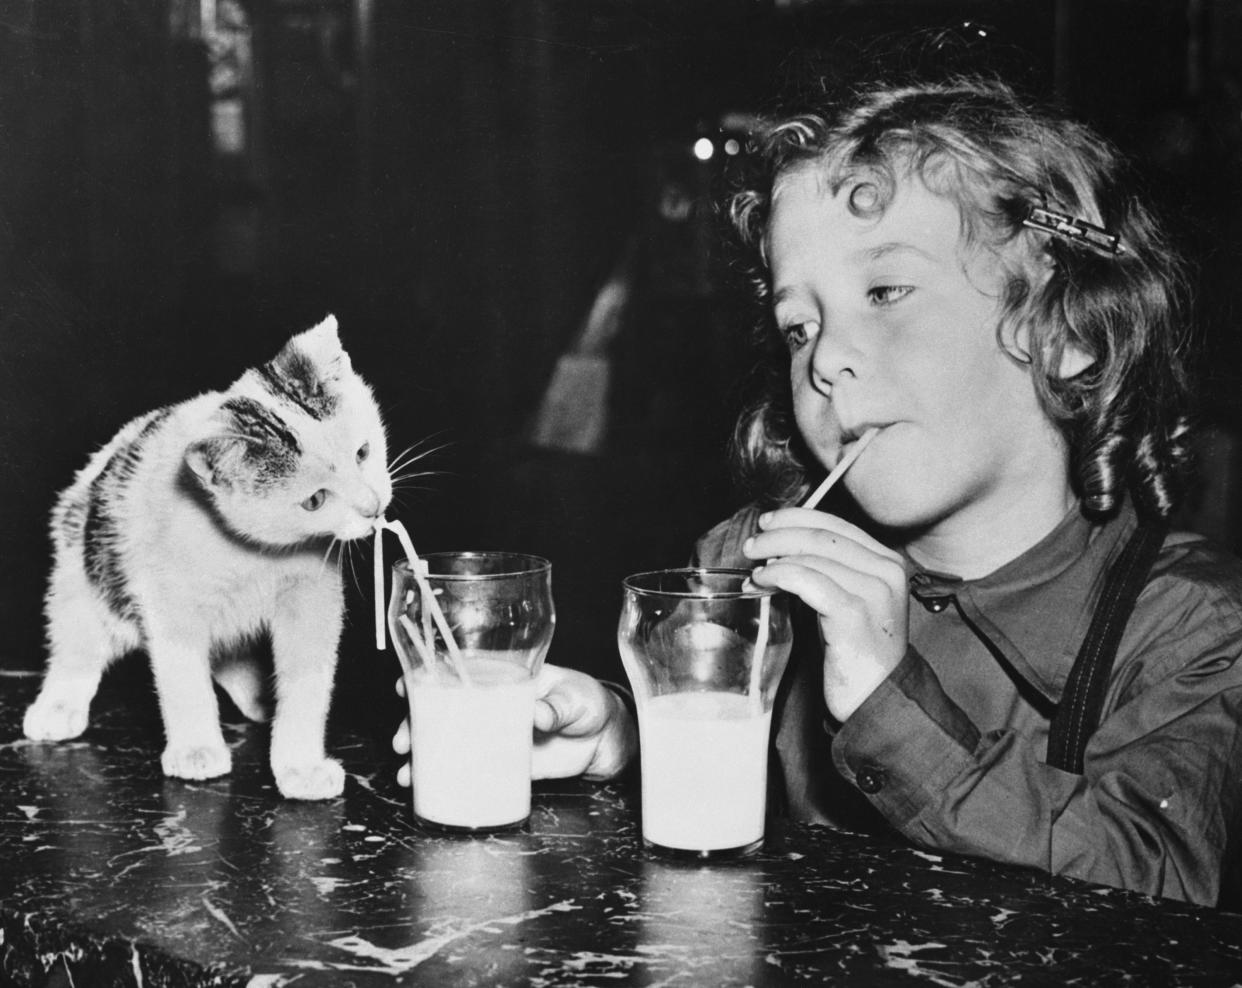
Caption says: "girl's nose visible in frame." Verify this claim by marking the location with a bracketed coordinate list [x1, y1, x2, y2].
[809, 322, 858, 395]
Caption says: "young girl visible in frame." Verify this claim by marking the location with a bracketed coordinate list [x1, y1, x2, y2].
[397, 76, 1242, 907]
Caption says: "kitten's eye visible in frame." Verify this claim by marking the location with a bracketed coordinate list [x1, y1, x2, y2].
[301, 489, 328, 512]
[356, 442, 370, 464]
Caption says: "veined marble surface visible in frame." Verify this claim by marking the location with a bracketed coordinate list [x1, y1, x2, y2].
[1, 670, 1240, 987]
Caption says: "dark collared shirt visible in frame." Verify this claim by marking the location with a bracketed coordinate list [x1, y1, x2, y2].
[694, 501, 1242, 906]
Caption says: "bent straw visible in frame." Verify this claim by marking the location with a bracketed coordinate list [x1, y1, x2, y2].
[801, 427, 879, 510]
[373, 524, 387, 650]
[376, 519, 473, 687]
[386, 519, 472, 686]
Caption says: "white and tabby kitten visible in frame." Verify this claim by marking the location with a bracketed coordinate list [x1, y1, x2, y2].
[23, 315, 391, 800]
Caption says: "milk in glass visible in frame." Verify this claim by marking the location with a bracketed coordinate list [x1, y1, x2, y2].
[637, 691, 772, 852]
[406, 651, 535, 829]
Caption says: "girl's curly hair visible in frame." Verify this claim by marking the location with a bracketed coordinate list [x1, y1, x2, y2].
[728, 75, 1194, 520]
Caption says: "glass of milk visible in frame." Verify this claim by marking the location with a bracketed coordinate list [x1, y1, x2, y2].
[388, 552, 555, 832]
[617, 569, 792, 859]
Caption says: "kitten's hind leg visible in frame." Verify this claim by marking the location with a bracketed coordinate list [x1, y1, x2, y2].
[24, 569, 136, 741]
[213, 647, 272, 723]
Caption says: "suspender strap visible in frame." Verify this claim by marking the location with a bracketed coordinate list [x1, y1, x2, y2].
[1046, 519, 1168, 774]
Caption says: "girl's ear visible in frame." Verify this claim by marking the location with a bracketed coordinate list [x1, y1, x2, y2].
[1006, 320, 1096, 379]
[1056, 343, 1095, 379]
[1002, 247, 1096, 379]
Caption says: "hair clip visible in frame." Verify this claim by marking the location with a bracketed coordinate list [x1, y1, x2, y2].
[1023, 206, 1124, 255]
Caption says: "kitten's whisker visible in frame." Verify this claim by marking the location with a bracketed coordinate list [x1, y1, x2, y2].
[390, 469, 448, 485]
[393, 469, 455, 484]
[386, 441, 426, 470]
[387, 454, 444, 479]
[391, 484, 437, 497]
[344, 541, 363, 599]
[319, 537, 339, 579]
[387, 439, 453, 477]
[386, 434, 445, 469]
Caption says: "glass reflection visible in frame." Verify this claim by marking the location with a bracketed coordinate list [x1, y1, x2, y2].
[639, 858, 766, 982]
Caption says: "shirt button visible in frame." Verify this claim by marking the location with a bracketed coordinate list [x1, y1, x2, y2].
[856, 767, 887, 794]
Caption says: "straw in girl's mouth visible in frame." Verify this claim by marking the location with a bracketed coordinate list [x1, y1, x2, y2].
[801, 427, 880, 510]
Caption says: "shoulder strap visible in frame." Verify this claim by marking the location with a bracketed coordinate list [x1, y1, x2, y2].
[1046, 519, 1168, 774]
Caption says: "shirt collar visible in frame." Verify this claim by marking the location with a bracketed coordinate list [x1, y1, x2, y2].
[905, 500, 1139, 702]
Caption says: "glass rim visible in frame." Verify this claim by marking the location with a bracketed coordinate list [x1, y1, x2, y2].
[621, 567, 777, 600]
[393, 551, 551, 580]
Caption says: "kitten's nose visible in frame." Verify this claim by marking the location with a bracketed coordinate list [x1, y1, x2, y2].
[361, 490, 384, 519]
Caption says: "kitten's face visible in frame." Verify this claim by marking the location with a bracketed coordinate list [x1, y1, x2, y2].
[186, 317, 393, 548]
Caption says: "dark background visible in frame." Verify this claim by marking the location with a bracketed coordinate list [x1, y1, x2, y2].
[3, 0, 1242, 732]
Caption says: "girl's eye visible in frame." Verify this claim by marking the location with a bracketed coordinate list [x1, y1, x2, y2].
[356, 442, 370, 464]
[868, 284, 913, 306]
[301, 489, 329, 511]
[780, 321, 819, 351]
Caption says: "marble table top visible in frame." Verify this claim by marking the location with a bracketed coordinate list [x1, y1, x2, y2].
[2, 669, 1241, 987]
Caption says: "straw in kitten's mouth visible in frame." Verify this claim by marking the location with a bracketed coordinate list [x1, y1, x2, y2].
[372, 517, 471, 686]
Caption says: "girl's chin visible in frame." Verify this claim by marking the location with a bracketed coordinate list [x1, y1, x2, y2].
[844, 473, 945, 532]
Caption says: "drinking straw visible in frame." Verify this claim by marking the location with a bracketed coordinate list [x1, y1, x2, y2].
[375, 519, 473, 687]
[747, 592, 771, 716]
[398, 614, 441, 684]
[745, 428, 879, 713]
[801, 427, 880, 510]
[373, 524, 387, 650]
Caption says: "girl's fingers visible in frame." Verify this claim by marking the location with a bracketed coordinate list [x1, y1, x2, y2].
[762, 553, 901, 601]
[392, 722, 410, 755]
[533, 697, 562, 734]
[533, 664, 612, 737]
[752, 556, 872, 620]
[747, 527, 905, 586]
[753, 556, 907, 670]
[758, 508, 903, 560]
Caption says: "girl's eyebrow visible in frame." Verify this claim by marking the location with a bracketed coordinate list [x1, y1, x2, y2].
[856, 241, 937, 263]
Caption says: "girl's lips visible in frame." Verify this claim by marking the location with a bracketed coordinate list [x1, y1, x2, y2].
[840, 423, 885, 445]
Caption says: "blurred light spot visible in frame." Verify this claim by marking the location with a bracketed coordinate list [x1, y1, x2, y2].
[724, 139, 740, 156]
[693, 138, 715, 161]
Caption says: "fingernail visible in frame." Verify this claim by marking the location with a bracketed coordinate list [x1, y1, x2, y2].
[758, 512, 772, 528]
[743, 536, 755, 555]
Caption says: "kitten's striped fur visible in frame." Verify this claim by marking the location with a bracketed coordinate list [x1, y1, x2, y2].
[24, 316, 392, 800]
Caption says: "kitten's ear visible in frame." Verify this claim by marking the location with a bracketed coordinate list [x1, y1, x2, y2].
[186, 438, 231, 490]
[277, 314, 352, 382]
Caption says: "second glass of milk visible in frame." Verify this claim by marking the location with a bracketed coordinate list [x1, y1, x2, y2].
[389, 552, 555, 832]
[617, 569, 792, 859]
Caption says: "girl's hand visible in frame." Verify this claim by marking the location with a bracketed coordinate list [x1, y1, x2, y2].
[531, 664, 637, 780]
[744, 507, 908, 722]
[391, 664, 637, 786]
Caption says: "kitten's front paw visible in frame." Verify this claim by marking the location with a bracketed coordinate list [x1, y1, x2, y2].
[274, 758, 345, 800]
[162, 743, 232, 780]
[23, 695, 90, 741]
